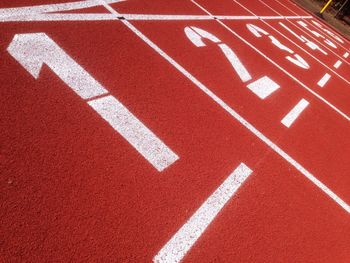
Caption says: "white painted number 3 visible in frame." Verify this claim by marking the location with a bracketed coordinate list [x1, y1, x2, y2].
[7, 33, 179, 172]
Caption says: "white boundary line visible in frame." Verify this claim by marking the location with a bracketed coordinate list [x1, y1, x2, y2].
[0, 0, 124, 17]
[233, 0, 350, 84]
[154, 163, 252, 263]
[0, 13, 313, 22]
[258, 0, 350, 67]
[98, 0, 350, 213]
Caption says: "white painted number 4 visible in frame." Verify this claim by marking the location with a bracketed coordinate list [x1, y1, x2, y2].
[7, 33, 179, 172]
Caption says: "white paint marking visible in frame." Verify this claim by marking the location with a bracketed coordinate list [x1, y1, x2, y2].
[286, 54, 310, 69]
[278, 22, 328, 55]
[257, 0, 350, 67]
[333, 60, 342, 69]
[193, 0, 350, 121]
[7, 33, 107, 99]
[343, 52, 349, 58]
[88, 96, 179, 172]
[0, 13, 313, 22]
[247, 76, 280, 99]
[317, 73, 331, 88]
[0, 13, 118, 22]
[97, 0, 350, 213]
[281, 99, 309, 128]
[233, 1, 350, 84]
[191, 26, 221, 44]
[8, 33, 178, 172]
[154, 163, 252, 263]
[218, 43, 252, 82]
[0, 0, 124, 17]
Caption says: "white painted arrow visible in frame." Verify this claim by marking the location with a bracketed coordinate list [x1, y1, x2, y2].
[7, 33, 179, 171]
[7, 33, 107, 99]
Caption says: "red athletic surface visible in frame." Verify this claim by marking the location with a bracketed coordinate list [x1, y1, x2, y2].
[1, 0, 349, 262]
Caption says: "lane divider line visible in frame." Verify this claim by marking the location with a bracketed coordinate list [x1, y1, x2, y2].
[98, 0, 350, 213]
[0, 13, 313, 22]
[153, 163, 253, 263]
[281, 98, 309, 128]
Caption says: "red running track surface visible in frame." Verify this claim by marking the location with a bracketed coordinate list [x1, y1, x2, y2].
[1, 0, 349, 262]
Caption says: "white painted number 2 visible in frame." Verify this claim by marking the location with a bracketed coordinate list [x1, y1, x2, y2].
[184, 26, 281, 100]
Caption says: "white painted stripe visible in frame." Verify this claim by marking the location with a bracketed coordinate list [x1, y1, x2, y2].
[0, 13, 313, 22]
[7, 33, 108, 99]
[154, 163, 252, 263]
[0, 0, 124, 17]
[88, 96, 179, 172]
[343, 52, 349, 58]
[193, 0, 350, 121]
[246, 76, 280, 99]
[0, 13, 118, 22]
[333, 60, 342, 69]
[281, 99, 309, 128]
[98, 0, 350, 213]
[317, 73, 331, 88]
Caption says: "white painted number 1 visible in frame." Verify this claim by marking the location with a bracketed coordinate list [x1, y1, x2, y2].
[7, 33, 179, 172]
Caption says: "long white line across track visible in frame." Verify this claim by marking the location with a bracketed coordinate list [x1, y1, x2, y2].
[153, 163, 253, 263]
[0, 14, 313, 22]
[258, 0, 350, 67]
[97, 0, 350, 213]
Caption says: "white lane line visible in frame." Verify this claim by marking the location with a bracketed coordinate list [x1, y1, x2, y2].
[259, 0, 350, 67]
[317, 73, 331, 88]
[0, 13, 118, 22]
[234, 0, 350, 85]
[154, 163, 252, 263]
[193, 0, 350, 122]
[281, 99, 309, 128]
[246, 76, 280, 99]
[0, 0, 123, 17]
[333, 60, 342, 69]
[88, 96, 179, 172]
[0, 13, 313, 22]
[98, 0, 350, 213]
[344, 52, 349, 58]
